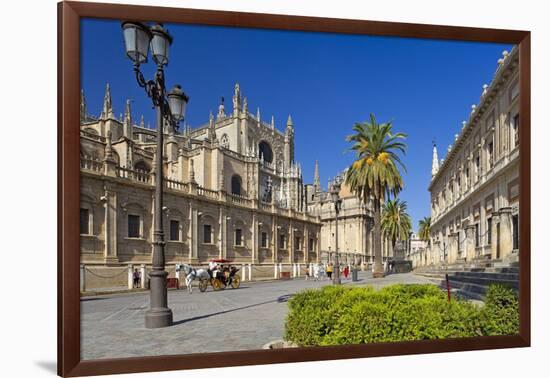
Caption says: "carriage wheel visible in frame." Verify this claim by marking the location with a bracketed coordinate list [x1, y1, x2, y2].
[212, 279, 223, 291]
[198, 279, 208, 292]
[231, 274, 241, 289]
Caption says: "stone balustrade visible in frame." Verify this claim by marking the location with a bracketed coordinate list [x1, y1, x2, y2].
[80, 158, 320, 223]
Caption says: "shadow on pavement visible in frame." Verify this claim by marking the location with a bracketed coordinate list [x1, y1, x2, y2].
[172, 293, 293, 326]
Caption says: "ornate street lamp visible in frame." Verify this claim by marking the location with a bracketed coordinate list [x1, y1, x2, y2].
[330, 175, 342, 285]
[122, 21, 189, 329]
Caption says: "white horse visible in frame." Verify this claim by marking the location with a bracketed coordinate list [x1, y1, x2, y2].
[313, 264, 325, 281]
[180, 264, 210, 293]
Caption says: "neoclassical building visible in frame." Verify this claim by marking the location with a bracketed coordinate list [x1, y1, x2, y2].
[421, 48, 520, 268]
[79, 83, 329, 287]
[305, 165, 384, 266]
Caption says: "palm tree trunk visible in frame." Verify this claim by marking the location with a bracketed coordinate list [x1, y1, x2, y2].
[373, 199, 384, 278]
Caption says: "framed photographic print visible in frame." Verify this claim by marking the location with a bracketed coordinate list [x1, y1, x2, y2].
[58, 1, 531, 376]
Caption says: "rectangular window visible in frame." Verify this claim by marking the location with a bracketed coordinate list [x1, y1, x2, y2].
[203, 224, 212, 244]
[261, 232, 268, 248]
[487, 218, 492, 245]
[512, 214, 519, 250]
[475, 223, 480, 247]
[279, 234, 286, 249]
[513, 113, 520, 147]
[80, 208, 89, 235]
[169, 220, 179, 241]
[309, 238, 315, 252]
[128, 214, 140, 238]
[235, 228, 242, 246]
[295, 236, 301, 251]
[475, 155, 480, 180]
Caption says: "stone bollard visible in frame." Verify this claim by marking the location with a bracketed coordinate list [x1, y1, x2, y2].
[175, 265, 180, 288]
[297, 263, 301, 277]
[80, 264, 86, 292]
[140, 264, 146, 289]
[248, 264, 252, 281]
[127, 264, 133, 290]
[274, 263, 278, 279]
[242, 265, 246, 282]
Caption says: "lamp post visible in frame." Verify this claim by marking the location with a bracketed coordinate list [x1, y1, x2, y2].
[330, 175, 342, 285]
[122, 21, 189, 329]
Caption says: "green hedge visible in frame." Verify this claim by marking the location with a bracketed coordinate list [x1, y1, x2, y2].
[284, 284, 518, 346]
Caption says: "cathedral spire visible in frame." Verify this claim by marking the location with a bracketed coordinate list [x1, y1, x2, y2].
[286, 114, 293, 129]
[314, 160, 320, 191]
[431, 141, 439, 177]
[100, 83, 114, 119]
[123, 99, 132, 138]
[80, 89, 87, 123]
[256, 107, 261, 123]
[232, 83, 242, 115]
[217, 96, 226, 119]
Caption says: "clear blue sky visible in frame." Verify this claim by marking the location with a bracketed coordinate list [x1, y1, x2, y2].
[81, 18, 512, 231]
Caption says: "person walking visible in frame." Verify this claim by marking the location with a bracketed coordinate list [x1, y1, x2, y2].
[133, 268, 141, 288]
[343, 265, 349, 279]
[326, 263, 333, 280]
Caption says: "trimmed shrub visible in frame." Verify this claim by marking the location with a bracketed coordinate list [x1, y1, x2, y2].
[480, 284, 519, 336]
[284, 283, 518, 346]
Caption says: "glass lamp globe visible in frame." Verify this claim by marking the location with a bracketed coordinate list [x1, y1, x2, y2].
[121, 21, 151, 65]
[150, 23, 173, 66]
[167, 85, 189, 122]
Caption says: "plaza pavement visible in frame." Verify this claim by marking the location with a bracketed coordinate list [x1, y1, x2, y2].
[81, 271, 437, 360]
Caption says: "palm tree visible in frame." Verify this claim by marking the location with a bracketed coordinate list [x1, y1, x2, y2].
[418, 216, 431, 246]
[345, 113, 407, 278]
[381, 198, 412, 252]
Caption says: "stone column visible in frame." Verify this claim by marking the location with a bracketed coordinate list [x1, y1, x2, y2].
[127, 264, 133, 290]
[490, 213, 500, 260]
[497, 207, 513, 259]
[304, 228, 309, 263]
[248, 263, 252, 281]
[274, 263, 278, 279]
[272, 216, 278, 263]
[297, 263, 301, 277]
[252, 213, 258, 263]
[140, 264, 146, 289]
[449, 232, 459, 264]
[80, 264, 86, 292]
[289, 222, 294, 263]
[464, 225, 476, 262]
[103, 188, 118, 263]
[189, 203, 199, 263]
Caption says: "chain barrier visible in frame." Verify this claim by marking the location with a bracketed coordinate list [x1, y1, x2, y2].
[85, 267, 127, 279]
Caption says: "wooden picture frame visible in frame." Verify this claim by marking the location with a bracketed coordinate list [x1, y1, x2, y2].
[58, 1, 531, 376]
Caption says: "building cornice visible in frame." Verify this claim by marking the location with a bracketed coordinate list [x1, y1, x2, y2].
[429, 47, 519, 191]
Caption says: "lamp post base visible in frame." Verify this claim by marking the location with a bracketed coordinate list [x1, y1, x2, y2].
[145, 308, 173, 329]
[145, 269, 173, 329]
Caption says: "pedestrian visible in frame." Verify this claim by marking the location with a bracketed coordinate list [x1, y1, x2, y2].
[133, 268, 140, 288]
[305, 267, 310, 280]
[326, 263, 333, 280]
[343, 265, 349, 279]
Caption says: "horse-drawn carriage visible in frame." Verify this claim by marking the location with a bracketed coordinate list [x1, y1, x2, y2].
[198, 259, 241, 292]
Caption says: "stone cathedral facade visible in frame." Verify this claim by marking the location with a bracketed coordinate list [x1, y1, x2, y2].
[416, 48, 520, 268]
[79, 83, 376, 289]
[80, 83, 324, 267]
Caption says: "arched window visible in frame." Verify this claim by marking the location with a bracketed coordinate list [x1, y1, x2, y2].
[134, 160, 151, 172]
[258, 141, 273, 163]
[231, 174, 242, 196]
